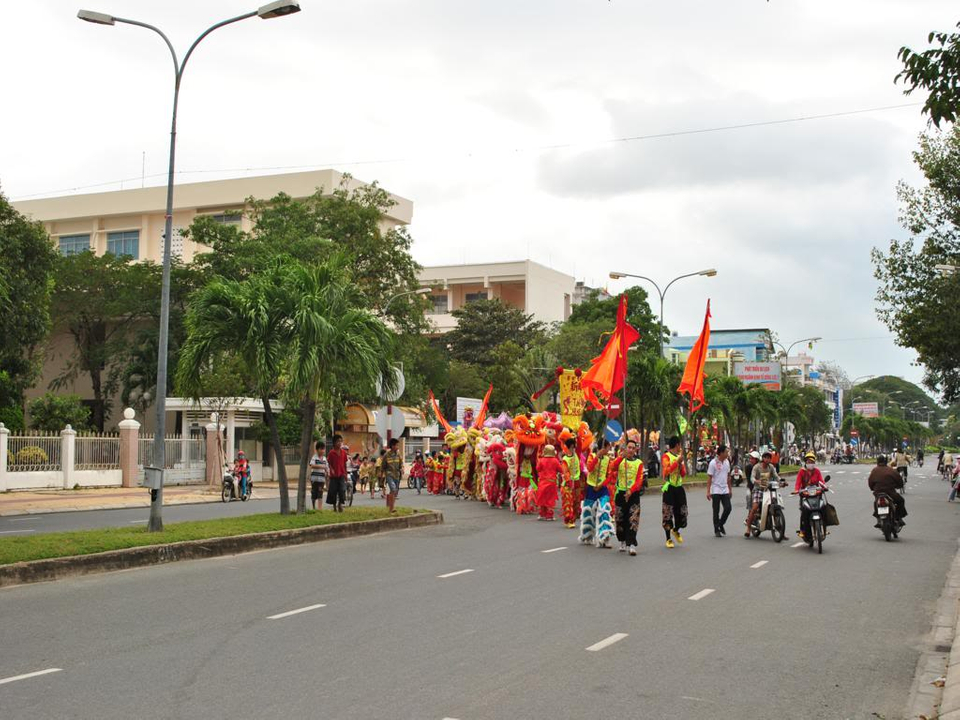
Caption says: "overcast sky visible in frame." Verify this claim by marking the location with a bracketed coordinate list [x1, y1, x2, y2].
[2, 0, 954, 393]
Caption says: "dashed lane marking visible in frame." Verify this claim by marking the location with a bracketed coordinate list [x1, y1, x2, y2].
[541, 547, 568, 553]
[791, 542, 806, 548]
[586, 633, 629, 651]
[267, 603, 326, 620]
[0, 668, 62, 685]
[688, 588, 715, 601]
[750, 560, 769, 569]
[437, 569, 475, 579]
[0, 529, 34, 534]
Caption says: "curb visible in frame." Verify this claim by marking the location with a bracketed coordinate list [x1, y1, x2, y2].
[0, 491, 283, 517]
[0, 510, 443, 589]
[906, 538, 960, 719]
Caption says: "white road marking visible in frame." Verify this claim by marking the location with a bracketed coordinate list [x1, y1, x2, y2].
[750, 560, 769, 569]
[688, 588, 715, 601]
[0, 668, 62, 685]
[541, 547, 567, 553]
[0, 529, 35, 534]
[128, 520, 147, 524]
[586, 633, 629, 651]
[267, 603, 326, 620]
[437, 569, 474, 579]
[8, 516, 42, 522]
[791, 541, 806, 548]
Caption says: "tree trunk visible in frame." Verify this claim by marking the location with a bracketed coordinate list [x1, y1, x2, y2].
[262, 395, 290, 515]
[296, 396, 317, 514]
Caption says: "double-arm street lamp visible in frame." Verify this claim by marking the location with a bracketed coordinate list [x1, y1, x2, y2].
[78, 1, 301, 531]
[771, 337, 821, 386]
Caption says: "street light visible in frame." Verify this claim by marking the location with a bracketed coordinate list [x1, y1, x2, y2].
[384, 287, 431, 310]
[935, 264, 958, 276]
[771, 336, 822, 386]
[79, 3, 300, 531]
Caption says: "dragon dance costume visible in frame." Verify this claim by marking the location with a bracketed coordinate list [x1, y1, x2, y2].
[661, 449, 688, 547]
[579, 451, 614, 547]
[614, 456, 644, 550]
[561, 448, 581, 528]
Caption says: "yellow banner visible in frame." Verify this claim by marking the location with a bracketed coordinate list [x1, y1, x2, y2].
[558, 370, 586, 429]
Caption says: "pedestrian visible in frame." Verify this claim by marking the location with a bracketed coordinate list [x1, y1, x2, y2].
[410, 451, 425, 494]
[579, 439, 614, 548]
[613, 439, 643, 555]
[560, 437, 581, 528]
[326, 434, 349, 512]
[357, 456, 370, 494]
[372, 450, 385, 499]
[707, 443, 732, 537]
[383, 438, 403, 513]
[308, 440, 328, 511]
[661, 436, 688, 548]
[349, 453, 361, 496]
[535, 444, 562, 521]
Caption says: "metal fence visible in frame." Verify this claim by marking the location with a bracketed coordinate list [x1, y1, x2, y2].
[7, 433, 62, 472]
[138, 436, 205, 469]
[75, 434, 122, 470]
[281, 446, 302, 465]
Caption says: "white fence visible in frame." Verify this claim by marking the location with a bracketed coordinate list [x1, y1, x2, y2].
[137, 435, 206, 485]
[7, 433, 61, 472]
[76, 434, 121, 470]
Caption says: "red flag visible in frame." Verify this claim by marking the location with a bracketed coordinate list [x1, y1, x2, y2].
[581, 294, 640, 407]
[472, 384, 494, 429]
[427, 390, 453, 434]
[677, 300, 711, 412]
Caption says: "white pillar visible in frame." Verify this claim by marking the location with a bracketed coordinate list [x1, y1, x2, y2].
[0, 423, 8, 492]
[180, 411, 189, 466]
[61, 424, 76, 490]
[226, 410, 236, 464]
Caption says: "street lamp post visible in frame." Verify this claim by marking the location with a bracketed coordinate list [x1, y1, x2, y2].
[771, 337, 822, 387]
[79, 1, 301, 531]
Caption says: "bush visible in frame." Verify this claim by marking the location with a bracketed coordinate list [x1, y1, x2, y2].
[15, 446, 48, 466]
[0, 405, 24, 432]
[28, 393, 91, 432]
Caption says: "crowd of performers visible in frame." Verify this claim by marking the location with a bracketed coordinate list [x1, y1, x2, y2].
[422, 411, 689, 555]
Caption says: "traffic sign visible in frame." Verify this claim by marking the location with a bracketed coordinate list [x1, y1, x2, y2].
[605, 396, 622, 420]
[604, 419, 623, 443]
[850, 430, 859, 437]
[374, 406, 406, 440]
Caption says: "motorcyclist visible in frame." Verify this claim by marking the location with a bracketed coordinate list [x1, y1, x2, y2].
[867, 455, 906, 527]
[916, 447, 924, 466]
[232, 450, 251, 497]
[744, 451, 780, 538]
[792, 451, 827, 541]
[894, 449, 910, 482]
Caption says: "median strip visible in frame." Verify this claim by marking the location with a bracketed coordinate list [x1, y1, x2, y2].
[0, 668, 62, 685]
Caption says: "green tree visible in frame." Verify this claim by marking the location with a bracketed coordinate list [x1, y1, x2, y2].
[794, 385, 833, 449]
[28, 393, 91, 431]
[445, 299, 545, 366]
[439, 360, 488, 419]
[897, 22, 960, 128]
[50, 252, 159, 431]
[486, 341, 527, 413]
[0, 187, 57, 405]
[176, 264, 295, 515]
[872, 128, 960, 401]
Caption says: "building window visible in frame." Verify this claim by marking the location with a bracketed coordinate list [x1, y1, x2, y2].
[427, 294, 448, 315]
[209, 212, 242, 225]
[465, 291, 488, 304]
[106, 230, 139, 259]
[58, 234, 90, 256]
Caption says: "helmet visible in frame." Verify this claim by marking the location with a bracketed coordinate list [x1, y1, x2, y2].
[749, 451, 761, 460]
[237, 450, 245, 457]
[804, 451, 816, 462]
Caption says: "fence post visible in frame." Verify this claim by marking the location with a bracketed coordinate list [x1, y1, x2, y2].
[205, 421, 224, 486]
[0, 423, 8, 493]
[61, 424, 76, 490]
[119, 408, 141, 489]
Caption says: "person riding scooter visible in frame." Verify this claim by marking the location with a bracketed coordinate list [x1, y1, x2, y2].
[745, 451, 779, 538]
[232, 450, 251, 498]
[793, 451, 827, 541]
[867, 455, 906, 528]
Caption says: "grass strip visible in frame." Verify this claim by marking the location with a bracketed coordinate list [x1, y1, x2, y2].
[0, 507, 418, 566]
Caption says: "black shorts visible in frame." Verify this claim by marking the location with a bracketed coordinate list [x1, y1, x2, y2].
[311, 480, 325, 500]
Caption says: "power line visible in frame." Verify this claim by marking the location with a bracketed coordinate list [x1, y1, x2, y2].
[11, 101, 922, 201]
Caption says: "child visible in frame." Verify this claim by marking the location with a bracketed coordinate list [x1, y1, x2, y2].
[536, 445, 563, 521]
[308, 441, 328, 510]
[560, 438, 581, 528]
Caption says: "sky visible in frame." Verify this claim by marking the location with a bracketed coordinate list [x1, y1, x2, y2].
[1, 0, 955, 392]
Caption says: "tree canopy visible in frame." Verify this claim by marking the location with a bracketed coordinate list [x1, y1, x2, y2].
[897, 22, 960, 128]
[445, 299, 546, 366]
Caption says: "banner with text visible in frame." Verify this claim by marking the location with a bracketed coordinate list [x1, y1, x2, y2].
[733, 361, 781, 391]
[852, 401, 879, 418]
[558, 369, 586, 429]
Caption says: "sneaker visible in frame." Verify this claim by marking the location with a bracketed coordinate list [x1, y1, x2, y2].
[715, 530, 722, 538]
[744, 530, 751, 538]
[628, 546, 637, 556]
[565, 523, 576, 529]
[599, 538, 611, 549]
[720, 525, 727, 536]
[618, 542, 626, 552]
[797, 531, 806, 541]
[665, 538, 675, 549]
[672, 530, 684, 544]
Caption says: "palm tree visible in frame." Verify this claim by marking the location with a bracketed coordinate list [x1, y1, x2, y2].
[176, 265, 294, 514]
[285, 257, 397, 514]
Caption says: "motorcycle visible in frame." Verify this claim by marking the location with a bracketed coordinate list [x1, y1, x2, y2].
[874, 492, 902, 542]
[797, 476, 831, 554]
[732, 465, 744, 487]
[749, 479, 786, 542]
[897, 466, 908, 494]
[221, 465, 252, 503]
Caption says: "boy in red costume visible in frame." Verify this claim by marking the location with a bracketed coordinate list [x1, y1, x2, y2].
[536, 444, 563, 521]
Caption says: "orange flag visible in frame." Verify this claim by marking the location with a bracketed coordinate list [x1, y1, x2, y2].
[427, 390, 453, 434]
[581, 294, 640, 408]
[472, 384, 494, 429]
[678, 300, 711, 412]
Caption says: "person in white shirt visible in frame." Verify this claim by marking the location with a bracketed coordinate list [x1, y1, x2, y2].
[706, 444, 732, 537]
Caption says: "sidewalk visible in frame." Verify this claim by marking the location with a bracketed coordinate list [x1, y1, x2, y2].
[0, 483, 283, 516]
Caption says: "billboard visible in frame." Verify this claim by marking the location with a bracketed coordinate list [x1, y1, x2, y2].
[456, 397, 482, 427]
[852, 402, 879, 418]
[733, 361, 781, 391]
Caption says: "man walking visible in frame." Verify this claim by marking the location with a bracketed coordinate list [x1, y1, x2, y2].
[661, 436, 688, 548]
[308, 441, 328, 510]
[614, 439, 644, 555]
[326, 434, 348, 512]
[707, 444, 732, 537]
[383, 438, 404, 514]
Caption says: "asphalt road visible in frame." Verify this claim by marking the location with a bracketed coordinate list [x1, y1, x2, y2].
[0, 463, 957, 719]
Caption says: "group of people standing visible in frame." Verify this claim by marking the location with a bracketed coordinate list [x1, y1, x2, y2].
[308, 435, 405, 513]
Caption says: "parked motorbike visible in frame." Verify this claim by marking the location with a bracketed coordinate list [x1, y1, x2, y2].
[749, 479, 786, 542]
[221, 465, 252, 503]
[874, 492, 902, 542]
[797, 476, 831, 554]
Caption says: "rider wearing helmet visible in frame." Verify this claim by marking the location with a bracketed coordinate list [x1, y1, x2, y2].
[233, 449, 251, 497]
[793, 451, 827, 541]
[867, 455, 906, 526]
